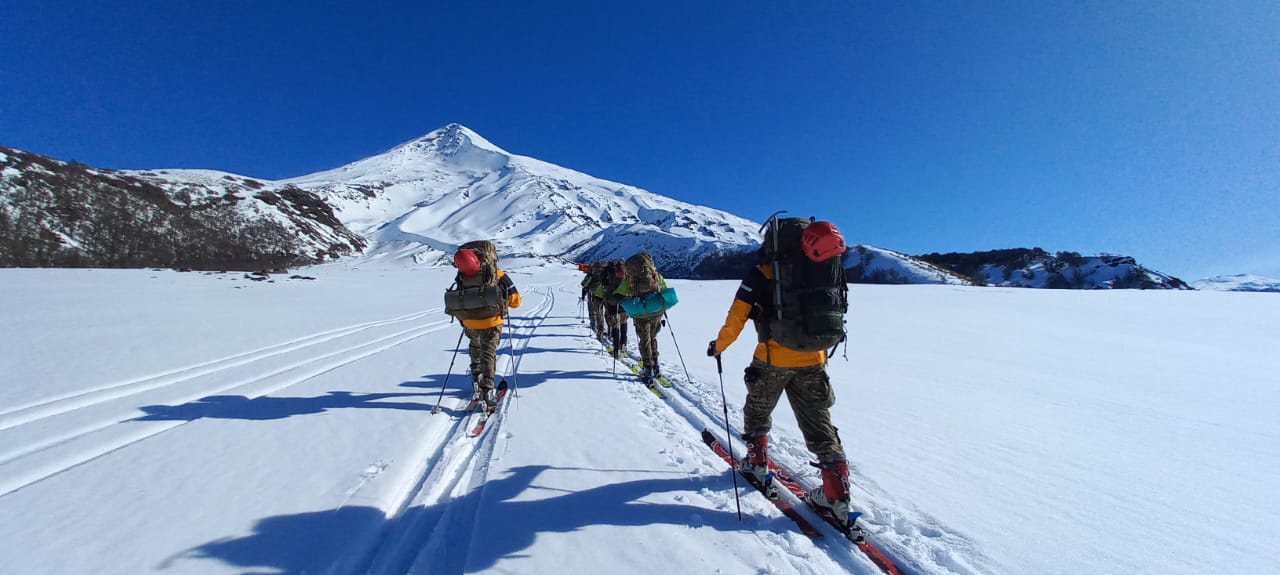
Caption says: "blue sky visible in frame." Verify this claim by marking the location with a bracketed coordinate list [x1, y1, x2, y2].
[2, 1, 1276, 280]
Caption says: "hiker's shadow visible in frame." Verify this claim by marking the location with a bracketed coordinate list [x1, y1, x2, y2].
[179, 465, 774, 574]
[400, 368, 619, 403]
[134, 391, 432, 421]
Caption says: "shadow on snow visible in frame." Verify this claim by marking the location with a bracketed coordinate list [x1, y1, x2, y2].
[179, 465, 774, 574]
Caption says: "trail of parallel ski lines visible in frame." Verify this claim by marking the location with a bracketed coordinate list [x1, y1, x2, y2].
[500, 284, 557, 385]
[358, 287, 557, 575]
[0, 317, 453, 498]
[0, 308, 444, 431]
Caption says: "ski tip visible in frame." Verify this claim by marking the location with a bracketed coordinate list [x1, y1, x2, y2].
[700, 428, 716, 444]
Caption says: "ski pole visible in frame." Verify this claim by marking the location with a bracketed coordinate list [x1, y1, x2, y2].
[432, 329, 467, 414]
[504, 313, 520, 398]
[662, 311, 693, 383]
[715, 352, 743, 521]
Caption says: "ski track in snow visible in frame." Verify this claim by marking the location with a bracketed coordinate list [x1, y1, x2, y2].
[0, 275, 983, 574]
[0, 310, 455, 498]
[357, 285, 555, 575]
[577, 299, 990, 575]
[0, 308, 445, 429]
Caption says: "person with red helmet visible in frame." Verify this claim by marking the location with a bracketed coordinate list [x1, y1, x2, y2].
[444, 240, 522, 409]
[707, 214, 854, 524]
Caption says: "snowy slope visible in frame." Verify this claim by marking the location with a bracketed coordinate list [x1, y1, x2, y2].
[0, 145, 365, 264]
[847, 245, 972, 285]
[283, 124, 762, 274]
[979, 255, 1186, 289]
[2, 263, 1277, 575]
[1192, 274, 1280, 292]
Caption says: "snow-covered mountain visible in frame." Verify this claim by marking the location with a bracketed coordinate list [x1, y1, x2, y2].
[282, 124, 762, 275]
[918, 248, 1191, 290]
[1192, 274, 1280, 292]
[0, 145, 365, 268]
[847, 245, 972, 285]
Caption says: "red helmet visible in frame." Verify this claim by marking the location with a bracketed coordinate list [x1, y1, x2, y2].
[801, 221, 846, 262]
[453, 248, 481, 276]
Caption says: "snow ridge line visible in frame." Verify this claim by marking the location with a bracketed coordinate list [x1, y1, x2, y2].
[0, 307, 446, 430]
[0, 317, 455, 498]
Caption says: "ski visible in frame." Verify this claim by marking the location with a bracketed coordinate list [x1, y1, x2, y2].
[467, 381, 509, 437]
[700, 429, 824, 539]
[626, 363, 666, 398]
[765, 459, 903, 574]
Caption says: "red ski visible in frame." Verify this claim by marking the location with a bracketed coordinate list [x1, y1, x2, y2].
[766, 459, 903, 574]
[467, 381, 509, 437]
[700, 429, 823, 539]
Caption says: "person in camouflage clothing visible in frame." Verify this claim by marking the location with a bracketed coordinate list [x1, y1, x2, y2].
[614, 252, 669, 382]
[596, 259, 628, 357]
[449, 242, 522, 408]
[581, 262, 606, 338]
[706, 218, 853, 523]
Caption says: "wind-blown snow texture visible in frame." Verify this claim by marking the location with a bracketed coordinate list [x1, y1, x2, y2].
[2, 260, 1277, 575]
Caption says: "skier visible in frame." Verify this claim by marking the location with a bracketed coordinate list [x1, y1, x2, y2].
[582, 262, 607, 338]
[706, 216, 853, 522]
[443, 240, 522, 408]
[597, 259, 629, 357]
[614, 251, 670, 382]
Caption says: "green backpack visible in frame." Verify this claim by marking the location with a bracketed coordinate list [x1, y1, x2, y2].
[756, 216, 848, 352]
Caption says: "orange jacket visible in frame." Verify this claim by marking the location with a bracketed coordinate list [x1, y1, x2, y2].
[711, 264, 826, 367]
[460, 269, 522, 329]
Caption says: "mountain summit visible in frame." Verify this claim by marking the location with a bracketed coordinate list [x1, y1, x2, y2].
[284, 124, 761, 273]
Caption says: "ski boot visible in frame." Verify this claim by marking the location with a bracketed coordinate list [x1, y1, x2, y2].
[471, 376, 497, 411]
[808, 458, 853, 524]
[738, 433, 778, 498]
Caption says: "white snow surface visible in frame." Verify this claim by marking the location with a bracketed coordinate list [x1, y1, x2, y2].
[1, 262, 1277, 575]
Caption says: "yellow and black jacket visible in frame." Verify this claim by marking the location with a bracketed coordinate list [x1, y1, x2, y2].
[711, 264, 825, 367]
[460, 270, 522, 329]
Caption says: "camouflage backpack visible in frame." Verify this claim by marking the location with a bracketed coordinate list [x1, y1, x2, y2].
[756, 216, 848, 352]
[624, 252, 661, 296]
[443, 240, 507, 320]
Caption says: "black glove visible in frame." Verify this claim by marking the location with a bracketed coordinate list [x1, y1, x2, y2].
[706, 340, 719, 357]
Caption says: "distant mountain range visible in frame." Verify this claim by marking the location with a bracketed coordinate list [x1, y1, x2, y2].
[0, 124, 1217, 290]
[1192, 274, 1280, 293]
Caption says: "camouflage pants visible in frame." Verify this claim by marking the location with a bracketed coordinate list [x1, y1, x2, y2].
[605, 305, 629, 350]
[633, 314, 663, 368]
[587, 295, 605, 335]
[742, 359, 844, 462]
[463, 326, 502, 392]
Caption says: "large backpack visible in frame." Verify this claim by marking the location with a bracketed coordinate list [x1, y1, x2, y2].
[624, 252, 661, 295]
[756, 216, 848, 352]
[443, 240, 507, 320]
[620, 252, 678, 317]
